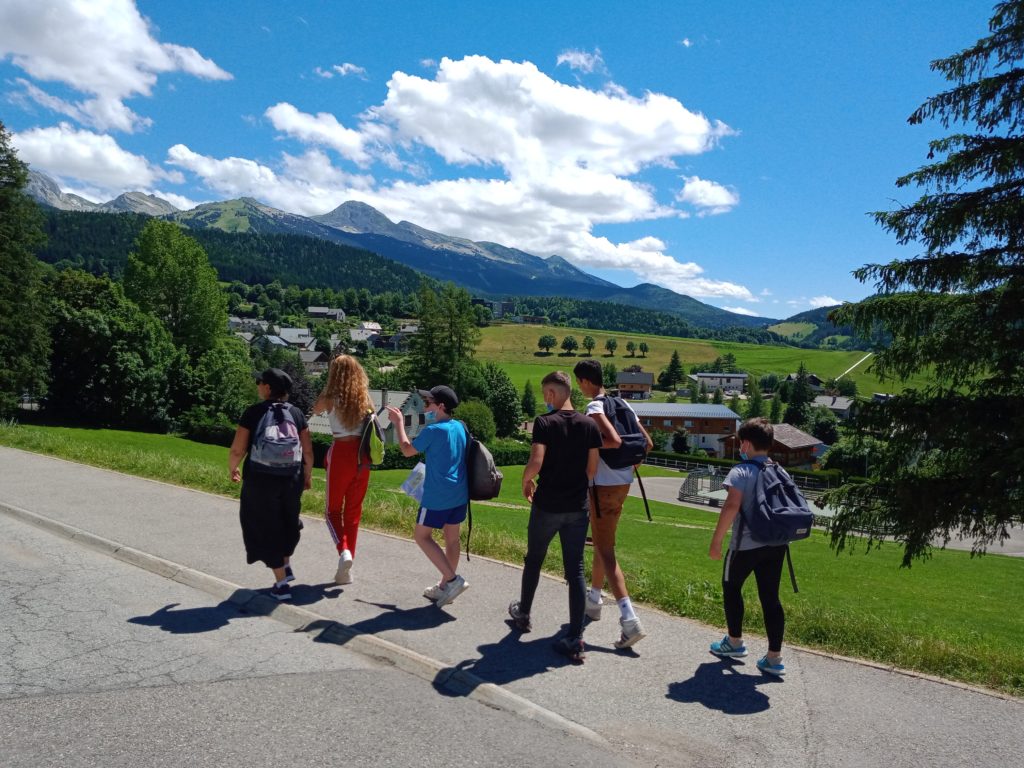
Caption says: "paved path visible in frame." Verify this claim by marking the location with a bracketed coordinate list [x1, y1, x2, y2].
[0, 512, 627, 768]
[1, 447, 1021, 768]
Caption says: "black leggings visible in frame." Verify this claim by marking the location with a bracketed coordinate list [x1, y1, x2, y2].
[722, 545, 786, 653]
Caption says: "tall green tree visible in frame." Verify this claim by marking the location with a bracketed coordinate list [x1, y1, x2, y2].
[638, 341, 649, 357]
[521, 380, 537, 418]
[746, 384, 765, 418]
[602, 362, 618, 389]
[560, 335, 579, 355]
[483, 362, 522, 437]
[406, 283, 482, 389]
[662, 350, 685, 390]
[769, 394, 782, 424]
[824, 1, 1024, 562]
[124, 220, 227, 359]
[537, 334, 557, 353]
[625, 340, 637, 357]
[582, 335, 596, 355]
[783, 363, 814, 425]
[46, 270, 176, 429]
[0, 121, 50, 414]
[604, 337, 617, 356]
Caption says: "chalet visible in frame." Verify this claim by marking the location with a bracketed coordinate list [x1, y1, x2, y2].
[719, 423, 822, 467]
[348, 328, 377, 343]
[689, 372, 749, 393]
[299, 349, 329, 374]
[630, 403, 741, 456]
[398, 322, 419, 334]
[251, 334, 290, 352]
[785, 372, 825, 392]
[307, 306, 346, 321]
[812, 395, 856, 421]
[617, 369, 655, 400]
[233, 331, 255, 344]
[277, 327, 317, 351]
[358, 321, 383, 333]
[307, 389, 428, 445]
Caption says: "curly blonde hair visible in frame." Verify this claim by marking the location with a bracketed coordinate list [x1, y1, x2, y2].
[320, 355, 374, 430]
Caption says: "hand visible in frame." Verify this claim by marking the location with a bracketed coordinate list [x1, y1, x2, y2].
[385, 405, 403, 426]
[303, 467, 313, 490]
[522, 477, 535, 502]
[230, 468, 241, 483]
[709, 540, 723, 560]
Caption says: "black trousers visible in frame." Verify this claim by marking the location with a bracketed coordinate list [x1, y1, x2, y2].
[722, 544, 787, 653]
[239, 470, 303, 570]
[519, 504, 589, 639]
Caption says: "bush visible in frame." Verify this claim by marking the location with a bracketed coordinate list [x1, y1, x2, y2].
[487, 437, 531, 466]
[178, 412, 237, 448]
[456, 399, 496, 442]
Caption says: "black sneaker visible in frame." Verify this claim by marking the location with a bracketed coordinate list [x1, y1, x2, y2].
[283, 565, 295, 583]
[553, 636, 585, 664]
[508, 601, 532, 632]
[270, 583, 292, 601]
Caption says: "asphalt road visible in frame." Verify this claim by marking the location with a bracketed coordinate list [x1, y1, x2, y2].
[1, 447, 1022, 768]
[0, 513, 631, 768]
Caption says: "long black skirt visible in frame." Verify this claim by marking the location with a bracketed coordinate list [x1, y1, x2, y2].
[239, 470, 304, 569]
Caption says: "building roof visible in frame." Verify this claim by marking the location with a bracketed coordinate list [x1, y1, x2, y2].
[348, 328, 376, 341]
[617, 371, 654, 386]
[630, 403, 741, 420]
[299, 350, 327, 363]
[257, 334, 290, 348]
[813, 395, 854, 410]
[278, 327, 313, 345]
[770, 423, 823, 450]
[693, 371, 748, 379]
[307, 306, 329, 314]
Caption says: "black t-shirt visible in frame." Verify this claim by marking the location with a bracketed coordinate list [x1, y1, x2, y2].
[238, 400, 308, 473]
[531, 409, 602, 509]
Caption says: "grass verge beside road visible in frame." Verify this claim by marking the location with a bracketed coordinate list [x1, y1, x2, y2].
[1, 422, 1020, 697]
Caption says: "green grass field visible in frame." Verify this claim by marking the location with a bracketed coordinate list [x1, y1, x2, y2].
[479, 323, 932, 394]
[1, 422, 1020, 696]
[767, 321, 816, 339]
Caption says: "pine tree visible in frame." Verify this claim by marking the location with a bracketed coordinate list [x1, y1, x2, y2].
[0, 120, 50, 414]
[521, 380, 537, 417]
[769, 395, 781, 424]
[824, 1, 1024, 563]
[746, 384, 765, 418]
[663, 349, 684, 389]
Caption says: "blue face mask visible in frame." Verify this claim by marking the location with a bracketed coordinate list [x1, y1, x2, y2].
[425, 411, 437, 423]
[545, 403, 555, 412]
[739, 451, 749, 460]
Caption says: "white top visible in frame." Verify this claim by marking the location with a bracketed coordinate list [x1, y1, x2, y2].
[586, 398, 635, 486]
[328, 409, 363, 438]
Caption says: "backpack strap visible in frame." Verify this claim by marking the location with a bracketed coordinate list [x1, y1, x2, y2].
[356, 410, 373, 471]
[633, 466, 652, 521]
[460, 420, 472, 561]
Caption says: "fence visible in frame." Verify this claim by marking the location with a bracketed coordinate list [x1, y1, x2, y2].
[642, 454, 832, 498]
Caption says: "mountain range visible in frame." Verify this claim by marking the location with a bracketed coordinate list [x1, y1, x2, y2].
[26, 169, 782, 329]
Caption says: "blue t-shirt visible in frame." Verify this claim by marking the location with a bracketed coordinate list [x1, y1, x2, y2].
[723, 456, 768, 551]
[412, 419, 469, 509]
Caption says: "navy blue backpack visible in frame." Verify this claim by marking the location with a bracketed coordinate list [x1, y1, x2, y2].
[738, 459, 814, 591]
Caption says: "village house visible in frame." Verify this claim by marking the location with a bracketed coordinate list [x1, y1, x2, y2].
[785, 372, 825, 392]
[357, 321, 383, 333]
[617, 369, 655, 400]
[277, 327, 318, 351]
[348, 328, 377, 344]
[719, 423, 823, 467]
[299, 349, 329, 374]
[306, 389, 427, 445]
[251, 334, 290, 353]
[228, 316, 269, 333]
[630, 403, 741, 456]
[813, 394, 856, 420]
[689, 372, 749, 393]
[307, 306, 346, 322]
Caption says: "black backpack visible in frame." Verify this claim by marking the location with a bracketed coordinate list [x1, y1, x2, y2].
[596, 395, 648, 469]
[459, 422, 504, 560]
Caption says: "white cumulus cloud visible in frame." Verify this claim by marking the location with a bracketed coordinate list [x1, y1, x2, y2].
[810, 295, 841, 308]
[0, 0, 231, 132]
[264, 102, 371, 165]
[556, 48, 605, 74]
[722, 306, 759, 317]
[13, 123, 181, 197]
[677, 175, 739, 215]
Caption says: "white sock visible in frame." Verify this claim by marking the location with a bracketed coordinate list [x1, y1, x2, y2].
[588, 587, 602, 603]
[618, 597, 637, 621]
[340, 549, 352, 562]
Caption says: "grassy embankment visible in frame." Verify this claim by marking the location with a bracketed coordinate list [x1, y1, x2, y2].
[1, 422, 1020, 697]
[477, 323, 931, 396]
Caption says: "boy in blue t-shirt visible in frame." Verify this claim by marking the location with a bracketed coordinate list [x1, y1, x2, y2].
[386, 385, 469, 607]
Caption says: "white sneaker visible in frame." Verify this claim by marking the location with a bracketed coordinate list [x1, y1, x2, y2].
[423, 583, 444, 600]
[614, 617, 646, 649]
[435, 574, 469, 607]
[335, 550, 353, 585]
[585, 593, 603, 621]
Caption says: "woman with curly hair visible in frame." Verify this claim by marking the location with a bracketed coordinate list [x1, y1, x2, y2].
[313, 355, 375, 584]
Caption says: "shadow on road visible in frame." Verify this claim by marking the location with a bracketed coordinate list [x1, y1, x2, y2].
[666, 659, 782, 715]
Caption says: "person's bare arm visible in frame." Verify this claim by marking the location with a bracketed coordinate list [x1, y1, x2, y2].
[228, 427, 250, 483]
[522, 443, 546, 501]
[709, 486, 743, 560]
[588, 411, 622, 450]
[586, 446, 600, 482]
[312, 394, 331, 415]
[300, 428, 314, 490]
[385, 405, 418, 457]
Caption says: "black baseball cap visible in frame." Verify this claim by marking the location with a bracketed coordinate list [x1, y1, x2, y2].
[417, 385, 459, 412]
[256, 367, 293, 396]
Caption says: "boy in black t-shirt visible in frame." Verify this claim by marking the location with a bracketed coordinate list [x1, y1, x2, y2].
[508, 371, 602, 663]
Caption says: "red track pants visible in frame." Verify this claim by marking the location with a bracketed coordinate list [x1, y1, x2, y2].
[324, 440, 370, 556]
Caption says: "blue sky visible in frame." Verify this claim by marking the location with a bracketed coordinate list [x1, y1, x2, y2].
[0, 0, 994, 319]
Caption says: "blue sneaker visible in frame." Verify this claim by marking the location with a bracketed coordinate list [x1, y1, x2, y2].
[756, 655, 785, 676]
[709, 636, 748, 658]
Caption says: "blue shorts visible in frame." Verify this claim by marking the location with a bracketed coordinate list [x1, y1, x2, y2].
[417, 503, 468, 529]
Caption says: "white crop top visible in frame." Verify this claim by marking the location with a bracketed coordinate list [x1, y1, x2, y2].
[328, 410, 363, 438]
